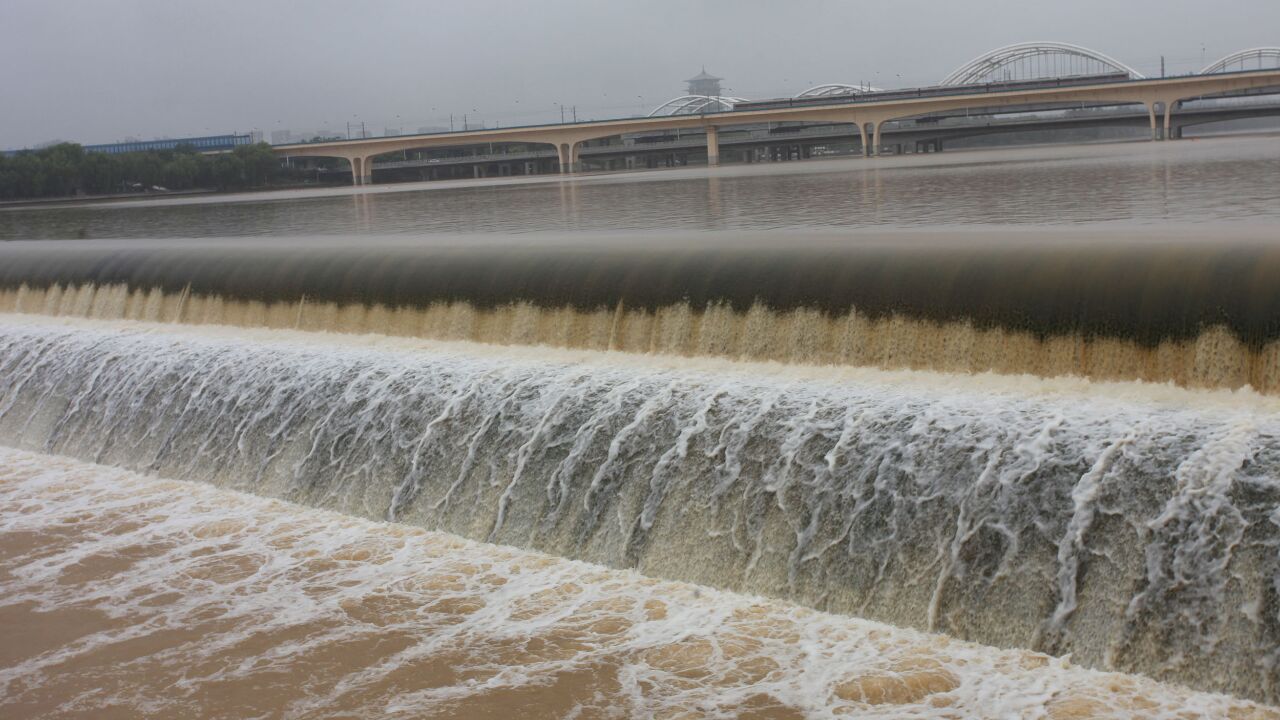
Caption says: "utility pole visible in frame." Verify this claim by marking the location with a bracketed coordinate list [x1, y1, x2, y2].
[572, 105, 577, 123]
[560, 105, 565, 123]
[450, 114, 454, 132]
[1161, 56, 1166, 78]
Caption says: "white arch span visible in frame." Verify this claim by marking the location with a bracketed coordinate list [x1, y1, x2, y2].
[647, 95, 746, 117]
[795, 83, 884, 98]
[1201, 47, 1280, 75]
[941, 42, 1145, 86]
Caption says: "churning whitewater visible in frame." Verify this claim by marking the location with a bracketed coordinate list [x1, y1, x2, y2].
[1, 315, 1279, 702]
[0, 447, 1274, 719]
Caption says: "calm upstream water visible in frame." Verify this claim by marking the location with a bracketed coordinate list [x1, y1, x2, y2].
[3, 136, 1280, 717]
[1, 135, 1278, 240]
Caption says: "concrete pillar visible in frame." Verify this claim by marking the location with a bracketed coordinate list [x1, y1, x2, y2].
[1163, 100, 1175, 141]
[871, 122, 883, 157]
[558, 142, 582, 173]
[351, 156, 372, 186]
[705, 126, 720, 167]
[858, 122, 870, 156]
[1147, 103, 1159, 141]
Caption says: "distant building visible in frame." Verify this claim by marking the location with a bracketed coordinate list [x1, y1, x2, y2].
[271, 129, 294, 145]
[686, 68, 724, 96]
[248, 130, 264, 144]
[82, 134, 255, 155]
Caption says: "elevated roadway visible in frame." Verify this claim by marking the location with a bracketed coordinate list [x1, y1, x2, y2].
[276, 69, 1280, 184]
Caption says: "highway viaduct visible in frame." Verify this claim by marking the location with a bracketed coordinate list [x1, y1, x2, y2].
[275, 69, 1280, 185]
[347, 99, 1280, 181]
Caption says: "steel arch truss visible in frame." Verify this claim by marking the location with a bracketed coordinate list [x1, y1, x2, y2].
[647, 95, 746, 117]
[1201, 48, 1280, 75]
[795, 83, 885, 98]
[941, 42, 1145, 86]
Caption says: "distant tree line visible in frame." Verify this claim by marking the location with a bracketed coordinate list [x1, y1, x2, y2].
[0, 142, 294, 200]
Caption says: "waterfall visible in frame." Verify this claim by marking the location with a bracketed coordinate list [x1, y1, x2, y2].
[2, 316, 1277, 701]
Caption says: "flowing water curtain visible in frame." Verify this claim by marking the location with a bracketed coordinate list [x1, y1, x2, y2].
[0, 320, 1277, 700]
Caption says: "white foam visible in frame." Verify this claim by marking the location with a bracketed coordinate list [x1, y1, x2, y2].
[0, 448, 1269, 719]
[1, 315, 1278, 702]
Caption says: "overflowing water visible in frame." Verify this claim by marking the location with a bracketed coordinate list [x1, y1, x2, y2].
[1, 447, 1273, 719]
[3, 136, 1280, 715]
[1, 316, 1278, 702]
[2, 228, 1279, 390]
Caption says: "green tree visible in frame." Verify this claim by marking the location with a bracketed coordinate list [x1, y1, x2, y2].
[233, 143, 280, 187]
[211, 154, 245, 190]
[81, 152, 118, 194]
[162, 154, 200, 190]
[0, 140, 292, 199]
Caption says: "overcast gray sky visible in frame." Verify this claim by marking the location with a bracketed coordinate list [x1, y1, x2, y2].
[2, 0, 1277, 148]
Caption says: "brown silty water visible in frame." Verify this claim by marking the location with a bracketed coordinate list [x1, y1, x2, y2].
[3, 136, 1280, 715]
[3, 316, 1280, 704]
[1, 448, 1275, 720]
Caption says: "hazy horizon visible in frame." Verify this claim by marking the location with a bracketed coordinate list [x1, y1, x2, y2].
[2, 0, 1277, 148]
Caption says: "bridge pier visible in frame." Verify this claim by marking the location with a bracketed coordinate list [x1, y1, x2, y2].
[557, 142, 582, 174]
[1146, 98, 1182, 141]
[705, 126, 720, 167]
[347, 156, 374, 186]
[273, 69, 1280, 179]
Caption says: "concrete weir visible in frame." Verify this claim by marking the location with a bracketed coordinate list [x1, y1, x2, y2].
[2, 230, 1280, 392]
[1, 317, 1279, 702]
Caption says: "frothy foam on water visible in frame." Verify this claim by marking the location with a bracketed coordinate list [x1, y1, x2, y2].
[0, 448, 1272, 719]
[2, 316, 1280, 701]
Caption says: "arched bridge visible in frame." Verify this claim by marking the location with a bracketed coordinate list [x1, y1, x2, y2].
[1201, 47, 1280, 75]
[648, 95, 747, 117]
[794, 42, 1280, 99]
[940, 42, 1144, 86]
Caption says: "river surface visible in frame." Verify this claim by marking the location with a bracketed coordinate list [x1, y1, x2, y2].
[1, 447, 1273, 719]
[3, 137, 1280, 717]
[0, 135, 1278, 240]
